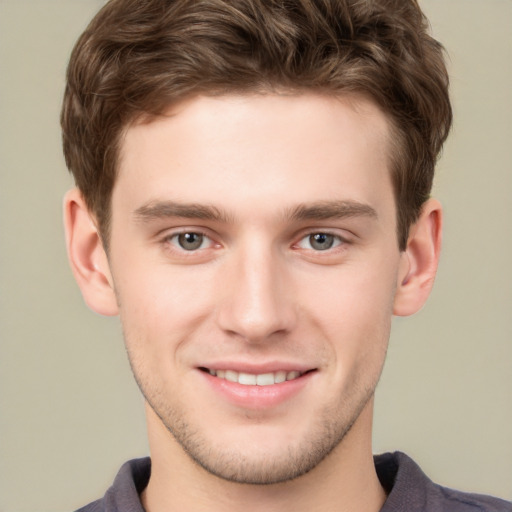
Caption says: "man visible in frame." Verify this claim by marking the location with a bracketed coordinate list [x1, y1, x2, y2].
[61, 0, 511, 511]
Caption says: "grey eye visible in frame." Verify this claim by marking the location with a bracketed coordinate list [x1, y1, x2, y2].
[309, 233, 335, 251]
[177, 232, 204, 251]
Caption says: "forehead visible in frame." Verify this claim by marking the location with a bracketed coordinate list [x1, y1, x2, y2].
[114, 93, 394, 224]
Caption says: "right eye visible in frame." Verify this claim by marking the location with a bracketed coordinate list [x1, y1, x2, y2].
[167, 232, 213, 251]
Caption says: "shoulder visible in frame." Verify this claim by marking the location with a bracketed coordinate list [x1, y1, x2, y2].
[433, 485, 512, 512]
[376, 452, 512, 512]
[75, 500, 103, 512]
[74, 457, 151, 512]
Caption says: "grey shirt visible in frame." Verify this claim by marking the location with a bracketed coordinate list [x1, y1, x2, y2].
[76, 452, 512, 512]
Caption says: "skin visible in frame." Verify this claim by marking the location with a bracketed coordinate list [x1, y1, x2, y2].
[65, 93, 442, 512]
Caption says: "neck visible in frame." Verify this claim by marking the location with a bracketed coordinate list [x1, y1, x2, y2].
[141, 401, 386, 512]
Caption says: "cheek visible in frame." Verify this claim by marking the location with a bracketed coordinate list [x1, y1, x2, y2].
[114, 260, 233, 388]
[115, 258, 215, 323]
[309, 256, 397, 321]
[304, 258, 397, 365]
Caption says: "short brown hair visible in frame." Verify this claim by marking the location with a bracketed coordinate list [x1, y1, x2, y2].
[61, 0, 452, 250]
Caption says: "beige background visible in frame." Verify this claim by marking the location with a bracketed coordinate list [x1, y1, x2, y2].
[0, 1, 511, 511]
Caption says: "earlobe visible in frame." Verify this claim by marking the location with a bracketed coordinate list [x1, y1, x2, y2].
[393, 198, 442, 317]
[63, 188, 119, 316]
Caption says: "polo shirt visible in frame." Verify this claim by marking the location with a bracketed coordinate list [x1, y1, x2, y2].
[76, 452, 512, 511]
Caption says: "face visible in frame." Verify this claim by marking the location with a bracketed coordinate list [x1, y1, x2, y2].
[107, 93, 405, 484]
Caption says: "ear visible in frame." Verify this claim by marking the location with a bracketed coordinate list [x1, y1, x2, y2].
[63, 188, 119, 316]
[393, 198, 442, 317]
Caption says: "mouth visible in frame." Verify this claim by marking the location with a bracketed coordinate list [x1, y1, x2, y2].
[199, 367, 313, 386]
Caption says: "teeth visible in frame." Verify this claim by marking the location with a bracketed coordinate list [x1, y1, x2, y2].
[255, 373, 274, 386]
[207, 369, 304, 386]
[274, 371, 287, 384]
[239, 372, 257, 385]
[225, 370, 238, 383]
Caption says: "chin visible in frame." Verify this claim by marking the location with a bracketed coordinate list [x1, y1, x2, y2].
[147, 389, 372, 485]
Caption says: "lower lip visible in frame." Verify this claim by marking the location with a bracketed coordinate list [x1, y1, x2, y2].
[199, 370, 315, 409]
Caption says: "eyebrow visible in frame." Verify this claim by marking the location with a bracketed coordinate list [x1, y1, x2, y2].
[134, 201, 232, 223]
[133, 199, 377, 224]
[286, 200, 378, 222]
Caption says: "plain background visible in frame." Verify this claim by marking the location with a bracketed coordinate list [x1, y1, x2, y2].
[0, 1, 511, 511]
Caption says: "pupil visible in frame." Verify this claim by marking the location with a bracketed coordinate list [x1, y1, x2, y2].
[178, 233, 203, 250]
[310, 233, 333, 250]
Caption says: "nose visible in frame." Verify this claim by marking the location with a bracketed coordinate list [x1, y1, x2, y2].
[216, 241, 297, 343]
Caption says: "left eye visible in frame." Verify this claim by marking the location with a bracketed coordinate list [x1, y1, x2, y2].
[297, 233, 342, 251]
[169, 232, 211, 251]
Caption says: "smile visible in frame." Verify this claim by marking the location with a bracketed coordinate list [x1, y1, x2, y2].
[201, 368, 305, 386]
